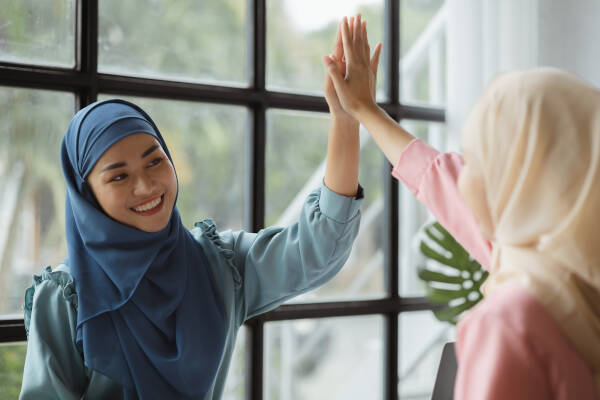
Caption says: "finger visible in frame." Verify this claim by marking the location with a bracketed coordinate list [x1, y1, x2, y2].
[323, 55, 345, 90]
[334, 25, 343, 61]
[370, 42, 383, 74]
[340, 18, 354, 62]
[354, 14, 362, 44]
[349, 16, 355, 41]
[333, 54, 346, 77]
[362, 20, 369, 59]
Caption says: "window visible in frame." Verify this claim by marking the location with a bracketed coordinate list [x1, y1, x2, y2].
[0, 1, 447, 398]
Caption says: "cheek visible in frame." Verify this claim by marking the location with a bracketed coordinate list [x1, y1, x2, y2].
[164, 164, 178, 195]
[155, 164, 178, 209]
[94, 185, 129, 214]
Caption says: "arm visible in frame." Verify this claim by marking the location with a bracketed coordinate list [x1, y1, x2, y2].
[213, 33, 365, 322]
[232, 185, 362, 320]
[394, 139, 492, 268]
[322, 21, 360, 197]
[326, 15, 491, 267]
[20, 269, 87, 400]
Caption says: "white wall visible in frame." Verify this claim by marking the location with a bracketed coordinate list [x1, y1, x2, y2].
[446, 0, 600, 150]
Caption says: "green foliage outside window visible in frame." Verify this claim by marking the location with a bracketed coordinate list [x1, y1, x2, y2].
[0, 344, 27, 400]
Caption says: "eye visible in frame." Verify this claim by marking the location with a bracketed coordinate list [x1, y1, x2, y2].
[147, 157, 163, 167]
[110, 173, 128, 182]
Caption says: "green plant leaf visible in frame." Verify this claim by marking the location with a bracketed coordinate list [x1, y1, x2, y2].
[417, 221, 488, 324]
[433, 299, 479, 323]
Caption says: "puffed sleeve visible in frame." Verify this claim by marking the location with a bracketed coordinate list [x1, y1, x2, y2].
[225, 183, 363, 321]
[19, 267, 87, 400]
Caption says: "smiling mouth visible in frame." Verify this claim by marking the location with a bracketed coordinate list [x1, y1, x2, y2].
[131, 194, 165, 215]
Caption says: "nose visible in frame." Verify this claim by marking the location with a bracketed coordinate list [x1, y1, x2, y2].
[132, 172, 156, 197]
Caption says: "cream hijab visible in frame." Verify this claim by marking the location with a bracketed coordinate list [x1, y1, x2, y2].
[461, 68, 600, 386]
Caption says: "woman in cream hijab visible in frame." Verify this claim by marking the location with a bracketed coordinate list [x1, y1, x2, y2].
[455, 68, 600, 398]
[324, 14, 599, 398]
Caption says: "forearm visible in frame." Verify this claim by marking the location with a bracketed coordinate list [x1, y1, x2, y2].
[356, 104, 415, 165]
[324, 117, 360, 197]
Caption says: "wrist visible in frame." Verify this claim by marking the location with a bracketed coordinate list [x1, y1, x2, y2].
[331, 113, 358, 129]
[354, 100, 380, 120]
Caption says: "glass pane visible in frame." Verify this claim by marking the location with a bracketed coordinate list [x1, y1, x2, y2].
[99, 95, 247, 231]
[398, 311, 455, 399]
[223, 326, 247, 400]
[0, 342, 27, 398]
[400, 0, 447, 106]
[398, 121, 446, 297]
[0, 87, 74, 316]
[0, 0, 76, 67]
[266, 109, 385, 301]
[99, 0, 247, 85]
[265, 315, 384, 399]
[266, 0, 385, 98]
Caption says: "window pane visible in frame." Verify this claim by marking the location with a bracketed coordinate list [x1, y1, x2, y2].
[99, 95, 247, 231]
[0, 87, 74, 316]
[0, 0, 76, 67]
[266, 110, 385, 301]
[398, 121, 446, 297]
[265, 315, 384, 399]
[223, 327, 247, 400]
[398, 311, 455, 399]
[0, 342, 27, 398]
[99, 0, 247, 85]
[400, 0, 447, 106]
[266, 0, 385, 98]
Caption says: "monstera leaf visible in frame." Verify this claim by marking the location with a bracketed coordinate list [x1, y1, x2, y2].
[418, 221, 488, 324]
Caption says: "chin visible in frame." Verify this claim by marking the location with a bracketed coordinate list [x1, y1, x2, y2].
[136, 217, 171, 233]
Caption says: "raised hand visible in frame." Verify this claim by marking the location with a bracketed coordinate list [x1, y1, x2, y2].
[323, 14, 412, 165]
[323, 14, 382, 118]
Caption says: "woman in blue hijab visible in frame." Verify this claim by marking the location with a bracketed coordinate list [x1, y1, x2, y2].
[19, 98, 364, 398]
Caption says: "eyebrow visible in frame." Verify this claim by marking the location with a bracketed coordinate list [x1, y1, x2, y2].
[141, 144, 159, 158]
[101, 144, 160, 172]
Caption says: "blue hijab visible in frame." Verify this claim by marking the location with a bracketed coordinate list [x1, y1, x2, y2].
[61, 99, 226, 399]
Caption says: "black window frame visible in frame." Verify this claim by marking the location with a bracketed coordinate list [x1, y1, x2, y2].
[0, 1, 445, 399]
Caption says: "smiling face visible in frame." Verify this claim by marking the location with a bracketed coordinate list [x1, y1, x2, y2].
[86, 133, 178, 232]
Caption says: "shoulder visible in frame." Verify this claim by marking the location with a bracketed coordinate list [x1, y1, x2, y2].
[458, 284, 555, 348]
[458, 284, 586, 372]
[24, 264, 77, 333]
[457, 285, 597, 399]
[190, 219, 242, 288]
[454, 285, 555, 399]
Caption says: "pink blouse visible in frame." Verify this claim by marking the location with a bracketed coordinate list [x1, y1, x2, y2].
[392, 138, 597, 399]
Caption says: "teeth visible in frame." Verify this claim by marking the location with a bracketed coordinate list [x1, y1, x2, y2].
[133, 196, 162, 212]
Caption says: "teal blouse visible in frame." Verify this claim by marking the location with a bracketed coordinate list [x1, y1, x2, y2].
[20, 184, 363, 399]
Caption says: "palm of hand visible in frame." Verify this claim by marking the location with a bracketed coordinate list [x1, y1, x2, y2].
[324, 15, 382, 117]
